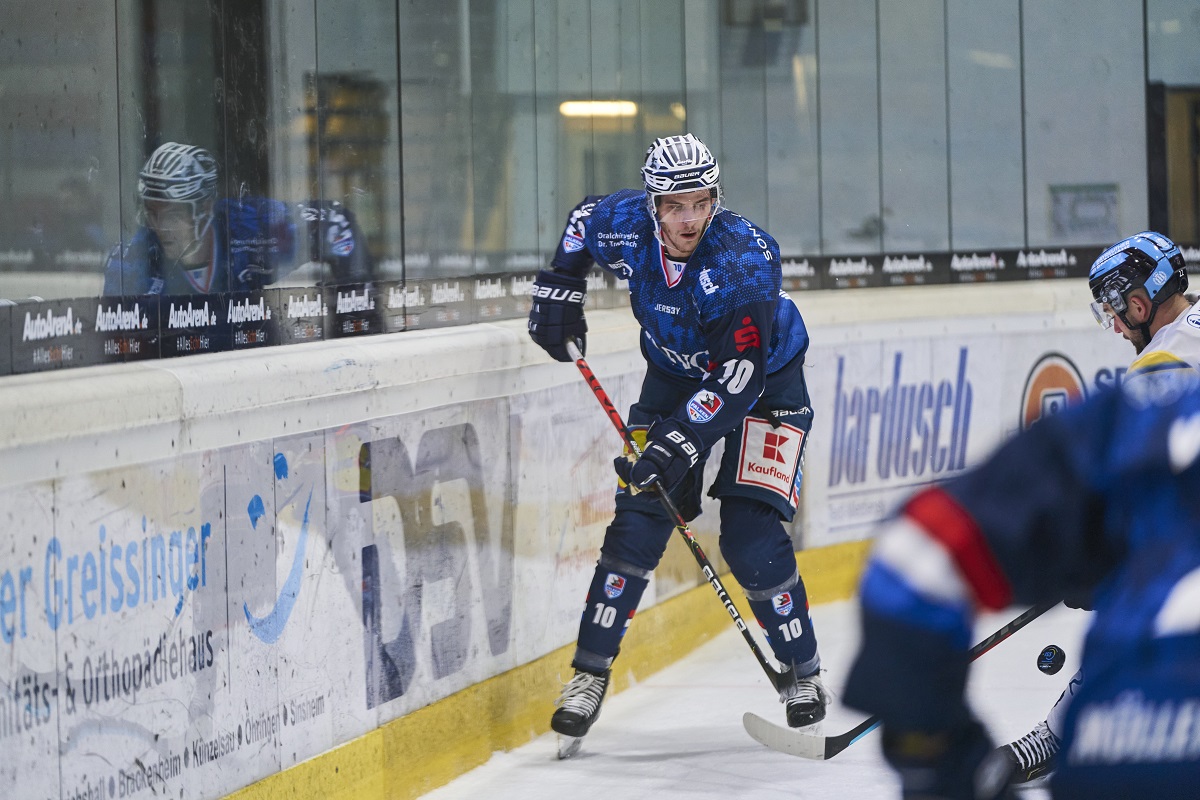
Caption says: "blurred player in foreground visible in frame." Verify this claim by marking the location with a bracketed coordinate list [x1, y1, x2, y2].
[843, 372, 1200, 798]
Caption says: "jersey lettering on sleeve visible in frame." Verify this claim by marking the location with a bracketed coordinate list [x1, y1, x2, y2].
[551, 195, 607, 275]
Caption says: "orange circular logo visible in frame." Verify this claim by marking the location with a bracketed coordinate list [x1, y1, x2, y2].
[1020, 353, 1087, 430]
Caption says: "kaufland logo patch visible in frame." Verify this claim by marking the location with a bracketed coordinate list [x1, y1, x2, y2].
[562, 232, 585, 253]
[686, 390, 723, 423]
[737, 417, 804, 500]
[772, 592, 794, 617]
[604, 574, 626, 599]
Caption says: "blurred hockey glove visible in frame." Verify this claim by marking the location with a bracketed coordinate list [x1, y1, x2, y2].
[613, 418, 701, 493]
[528, 269, 587, 362]
[882, 720, 1016, 800]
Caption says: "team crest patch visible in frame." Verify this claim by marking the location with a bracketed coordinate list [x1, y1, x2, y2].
[604, 573, 626, 599]
[686, 390, 723, 423]
[772, 592, 794, 617]
[562, 232, 585, 253]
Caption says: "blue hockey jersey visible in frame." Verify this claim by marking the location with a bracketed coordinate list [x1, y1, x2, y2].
[551, 189, 810, 451]
[103, 198, 370, 296]
[843, 381, 1200, 798]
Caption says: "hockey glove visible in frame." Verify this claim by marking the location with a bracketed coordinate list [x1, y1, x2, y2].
[528, 269, 587, 362]
[613, 418, 701, 493]
[882, 720, 1016, 800]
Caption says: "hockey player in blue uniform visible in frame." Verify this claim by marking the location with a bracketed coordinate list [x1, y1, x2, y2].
[842, 378, 1200, 799]
[997, 231, 1196, 783]
[528, 133, 826, 753]
[102, 141, 372, 296]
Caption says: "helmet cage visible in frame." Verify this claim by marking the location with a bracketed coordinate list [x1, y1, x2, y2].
[137, 143, 219, 242]
[641, 134, 724, 224]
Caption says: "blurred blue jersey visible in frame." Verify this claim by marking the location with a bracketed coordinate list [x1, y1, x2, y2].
[845, 380, 1200, 799]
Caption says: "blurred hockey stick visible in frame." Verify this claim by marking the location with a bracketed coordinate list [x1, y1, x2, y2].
[564, 339, 794, 693]
[743, 599, 1060, 760]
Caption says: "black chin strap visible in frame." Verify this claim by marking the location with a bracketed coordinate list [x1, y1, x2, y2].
[1120, 302, 1158, 346]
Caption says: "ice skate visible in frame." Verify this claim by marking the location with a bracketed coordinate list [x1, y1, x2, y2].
[999, 720, 1060, 783]
[551, 669, 610, 758]
[782, 671, 829, 729]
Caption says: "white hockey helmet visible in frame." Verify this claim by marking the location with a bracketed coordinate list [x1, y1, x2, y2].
[641, 133, 722, 210]
[138, 142, 219, 241]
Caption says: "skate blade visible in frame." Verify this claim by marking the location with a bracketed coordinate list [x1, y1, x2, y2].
[556, 734, 584, 759]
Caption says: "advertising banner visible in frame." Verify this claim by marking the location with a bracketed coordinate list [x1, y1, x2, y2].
[93, 297, 161, 362]
[160, 294, 230, 358]
[271, 287, 327, 345]
[0, 483, 58, 800]
[326, 283, 382, 338]
[801, 324, 1132, 547]
[0, 375, 667, 800]
[11, 297, 95, 372]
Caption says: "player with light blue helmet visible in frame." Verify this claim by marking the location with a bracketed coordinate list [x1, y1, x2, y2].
[993, 230, 1196, 785]
[1087, 231, 1189, 355]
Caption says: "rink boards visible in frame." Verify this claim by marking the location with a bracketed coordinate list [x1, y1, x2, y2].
[0, 280, 1130, 799]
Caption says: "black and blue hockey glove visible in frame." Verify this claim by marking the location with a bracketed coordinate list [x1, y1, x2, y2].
[528, 269, 587, 362]
[614, 418, 701, 493]
[881, 720, 1016, 800]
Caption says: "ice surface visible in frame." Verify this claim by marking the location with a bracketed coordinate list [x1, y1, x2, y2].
[422, 599, 1089, 799]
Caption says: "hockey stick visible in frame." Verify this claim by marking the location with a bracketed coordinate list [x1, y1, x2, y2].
[564, 340, 792, 693]
[743, 599, 1060, 760]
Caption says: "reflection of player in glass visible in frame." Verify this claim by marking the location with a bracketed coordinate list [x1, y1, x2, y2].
[138, 143, 219, 270]
[103, 142, 372, 296]
[995, 231, 1196, 785]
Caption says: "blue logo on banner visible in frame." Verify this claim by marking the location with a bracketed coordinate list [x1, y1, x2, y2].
[828, 348, 973, 487]
[245, 455, 311, 644]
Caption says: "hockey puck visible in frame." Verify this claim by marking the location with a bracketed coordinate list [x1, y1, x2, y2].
[1037, 644, 1066, 675]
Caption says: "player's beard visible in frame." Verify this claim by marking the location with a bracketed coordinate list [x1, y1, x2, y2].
[660, 218, 709, 259]
[1116, 321, 1149, 354]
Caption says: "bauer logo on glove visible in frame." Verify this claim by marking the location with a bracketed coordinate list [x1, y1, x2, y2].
[613, 418, 701, 493]
[527, 269, 588, 362]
